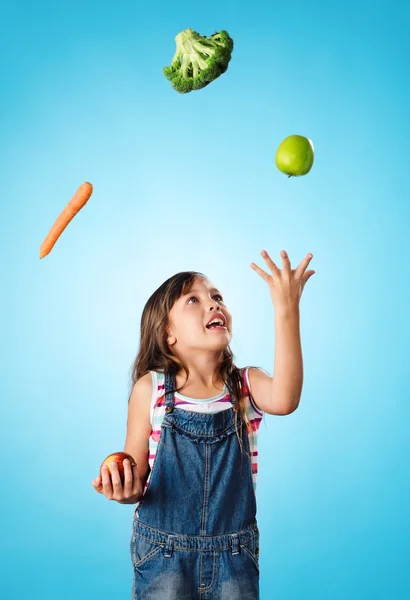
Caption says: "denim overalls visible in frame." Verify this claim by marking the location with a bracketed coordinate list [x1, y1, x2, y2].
[130, 370, 260, 599]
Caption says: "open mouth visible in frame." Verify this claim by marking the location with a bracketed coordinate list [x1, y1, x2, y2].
[206, 317, 227, 330]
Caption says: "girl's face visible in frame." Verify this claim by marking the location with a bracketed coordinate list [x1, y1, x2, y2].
[166, 277, 232, 354]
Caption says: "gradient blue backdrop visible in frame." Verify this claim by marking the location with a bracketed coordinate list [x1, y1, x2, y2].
[1, 0, 409, 598]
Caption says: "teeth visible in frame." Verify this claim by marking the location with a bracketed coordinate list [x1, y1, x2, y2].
[208, 319, 224, 327]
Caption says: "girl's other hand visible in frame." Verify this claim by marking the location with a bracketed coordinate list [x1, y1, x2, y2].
[91, 458, 143, 504]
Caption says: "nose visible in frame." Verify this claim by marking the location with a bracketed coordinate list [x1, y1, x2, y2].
[209, 302, 222, 312]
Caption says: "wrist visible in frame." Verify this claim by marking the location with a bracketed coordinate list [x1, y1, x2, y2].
[274, 303, 300, 318]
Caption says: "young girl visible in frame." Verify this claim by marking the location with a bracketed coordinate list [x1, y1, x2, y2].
[92, 249, 315, 599]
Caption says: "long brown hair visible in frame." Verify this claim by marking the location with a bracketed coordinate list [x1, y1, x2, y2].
[128, 271, 257, 456]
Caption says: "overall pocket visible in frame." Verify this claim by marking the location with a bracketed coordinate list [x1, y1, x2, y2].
[130, 533, 164, 569]
[240, 528, 260, 571]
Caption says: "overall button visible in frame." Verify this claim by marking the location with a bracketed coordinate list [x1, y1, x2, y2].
[165, 406, 174, 413]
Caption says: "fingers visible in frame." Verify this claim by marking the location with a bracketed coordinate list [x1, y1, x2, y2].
[295, 253, 314, 280]
[92, 475, 103, 493]
[250, 249, 279, 282]
[92, 459, 140, 502]
[100, 464, 114, 498]
[250, 250, 289, 280]
[279, 250, 291, 271]
[250, 261, 271, 283]
[260, 249, 281, 275]
[302, 269, 315, 285]
[92, 462, 117, 500]
[122, 459, 137, 495]
[105, 461, 123, 499]
[250, 248, 315, 301]
[251, 249, 314, 282]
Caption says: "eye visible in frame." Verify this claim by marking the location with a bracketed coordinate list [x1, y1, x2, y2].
[187, 294, 224, 304]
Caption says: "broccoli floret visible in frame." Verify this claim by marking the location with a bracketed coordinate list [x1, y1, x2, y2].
[163, 28, 234, 94]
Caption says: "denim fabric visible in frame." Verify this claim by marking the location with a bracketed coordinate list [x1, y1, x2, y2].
[130, 370, 260, 599]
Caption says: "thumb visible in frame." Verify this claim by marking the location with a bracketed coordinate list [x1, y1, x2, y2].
[92, 475, 103, 491]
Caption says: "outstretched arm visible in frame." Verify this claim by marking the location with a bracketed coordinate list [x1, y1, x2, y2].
[249, 249, 315, 415]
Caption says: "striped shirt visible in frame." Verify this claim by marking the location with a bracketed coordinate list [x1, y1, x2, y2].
[135, 368, 264, 517]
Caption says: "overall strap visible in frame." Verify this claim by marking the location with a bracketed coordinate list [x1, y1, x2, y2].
[164, 369, 175, 413]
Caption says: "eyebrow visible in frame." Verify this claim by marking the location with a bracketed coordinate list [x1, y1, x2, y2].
[181, 287, 222, 297]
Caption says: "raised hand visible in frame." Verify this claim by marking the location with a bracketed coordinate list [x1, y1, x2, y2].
[250, 249, 315, 311]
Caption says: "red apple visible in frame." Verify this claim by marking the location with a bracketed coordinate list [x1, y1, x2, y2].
[100, 451, 136, 484]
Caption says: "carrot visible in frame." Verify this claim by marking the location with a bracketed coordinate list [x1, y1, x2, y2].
[40, 182, 93, 259]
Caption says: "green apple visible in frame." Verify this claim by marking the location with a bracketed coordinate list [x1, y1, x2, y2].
[275, 135, 314, 177]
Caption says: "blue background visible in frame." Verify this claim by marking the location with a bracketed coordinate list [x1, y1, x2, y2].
[1, 0, 409, 598]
